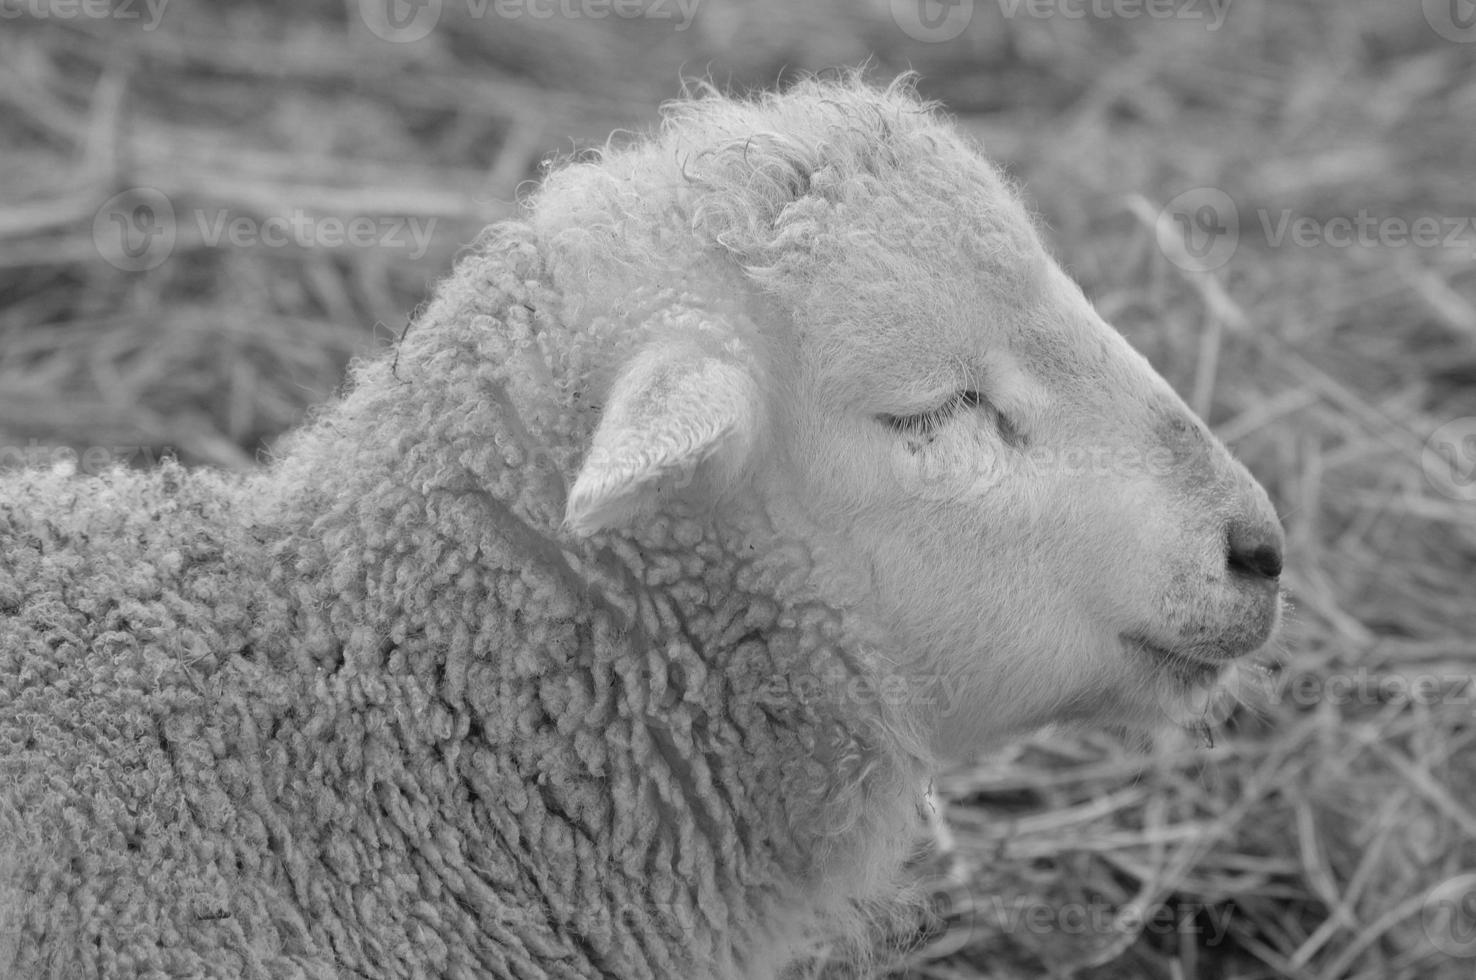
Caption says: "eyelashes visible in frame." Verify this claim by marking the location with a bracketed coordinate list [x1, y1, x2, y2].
[877, 390, 1027, 448]
[877, 390, 988, 437]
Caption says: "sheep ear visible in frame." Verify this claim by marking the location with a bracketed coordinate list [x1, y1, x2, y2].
[564, 343, 760, 535]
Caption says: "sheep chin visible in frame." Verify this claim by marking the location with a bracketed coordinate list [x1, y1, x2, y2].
[1148, 658, 1275, 738]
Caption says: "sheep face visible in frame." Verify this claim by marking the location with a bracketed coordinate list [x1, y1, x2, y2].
[559, 81, 1283, 757]
[760, 240, 1285, 754]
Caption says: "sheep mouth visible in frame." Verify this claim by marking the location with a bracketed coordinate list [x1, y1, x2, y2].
[1121, 633, 1226, 684]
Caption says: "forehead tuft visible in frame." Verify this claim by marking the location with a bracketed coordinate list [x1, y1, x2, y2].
[663, 83, 1047, 282]
[530, 77, 1053, 383]
[661, 76, 944, 171]
[656, 81, 1055, 401]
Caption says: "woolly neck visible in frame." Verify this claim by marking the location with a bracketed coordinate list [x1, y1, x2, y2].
[242, 227, 931, 975]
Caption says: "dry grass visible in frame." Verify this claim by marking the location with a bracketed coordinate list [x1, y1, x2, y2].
[2, 1, 1473, 978]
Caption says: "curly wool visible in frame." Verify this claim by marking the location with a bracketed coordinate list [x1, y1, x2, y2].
[0, 81, 950, 973]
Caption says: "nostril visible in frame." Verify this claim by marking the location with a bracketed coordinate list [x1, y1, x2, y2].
[1238, 543, 1282, 579]
[1227, 521, 1284, 580]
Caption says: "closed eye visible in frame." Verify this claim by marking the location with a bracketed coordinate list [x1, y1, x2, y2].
[877, 390, 988, 436]
[877, 390, 1027, 447]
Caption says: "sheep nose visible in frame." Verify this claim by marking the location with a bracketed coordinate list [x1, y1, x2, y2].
[1226, 519, 1283, 581]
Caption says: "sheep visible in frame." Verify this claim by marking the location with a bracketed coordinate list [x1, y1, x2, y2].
[0, 75, 1285, 980]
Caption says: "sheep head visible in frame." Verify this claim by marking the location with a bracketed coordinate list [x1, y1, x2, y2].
[547, 78, 1283, 758]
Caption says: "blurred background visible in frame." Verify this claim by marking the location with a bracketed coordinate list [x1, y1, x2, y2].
[2, 1, 1474, 977]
